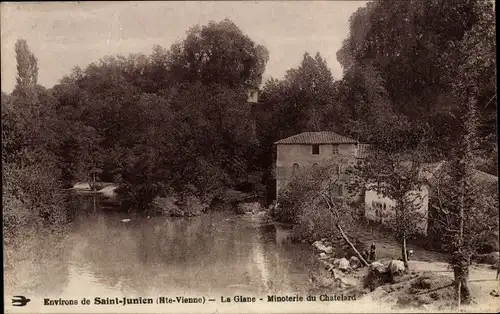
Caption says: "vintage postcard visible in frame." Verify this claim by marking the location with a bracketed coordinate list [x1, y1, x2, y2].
[2, 1, 498, 313]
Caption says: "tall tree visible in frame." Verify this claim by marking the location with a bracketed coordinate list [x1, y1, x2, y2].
[3, 39, 68, 246]
[441, 32, 483, 309]
[169, 19, 269, 88]
[336, 0, 496, 161]
[14, 39, 39, 97]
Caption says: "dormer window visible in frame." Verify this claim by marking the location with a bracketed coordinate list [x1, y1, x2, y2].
[312, 144, 320, 155]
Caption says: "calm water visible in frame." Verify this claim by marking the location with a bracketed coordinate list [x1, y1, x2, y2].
[5, 199, 322, 303]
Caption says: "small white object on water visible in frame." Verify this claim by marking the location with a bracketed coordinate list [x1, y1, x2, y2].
[120, 218, 131, 223]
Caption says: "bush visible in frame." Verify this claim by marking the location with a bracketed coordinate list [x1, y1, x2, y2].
[291, 203, 336, 243]
[272, 170, 320, 224]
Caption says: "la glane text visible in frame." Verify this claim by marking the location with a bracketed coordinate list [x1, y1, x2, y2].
[43, 294, 356, 306]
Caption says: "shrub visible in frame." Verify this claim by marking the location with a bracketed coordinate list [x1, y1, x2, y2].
[272, 169, 320, 224]
[291, 203, 336, 243]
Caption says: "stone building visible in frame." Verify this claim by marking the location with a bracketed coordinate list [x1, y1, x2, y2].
[274, 131, 370, 200]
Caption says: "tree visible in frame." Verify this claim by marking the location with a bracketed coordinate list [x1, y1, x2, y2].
[447, 3, 495, 304]
[350, 148, 429, 269]
[14, 39, 39, 98]
[169, 19, 269, 88]
[427, 4, 495, 303]
[49, 19, 271, 211]
[336, 0, 496, 160]
[3, 39, 69, 245]
[260, 52, 337, 137]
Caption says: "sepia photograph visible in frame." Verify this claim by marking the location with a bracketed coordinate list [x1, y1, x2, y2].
[2, 1, 498, 313]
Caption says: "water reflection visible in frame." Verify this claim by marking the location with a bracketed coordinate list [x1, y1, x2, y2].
[5, 203, 320, 299]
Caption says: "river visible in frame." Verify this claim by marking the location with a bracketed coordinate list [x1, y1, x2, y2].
[5, 198, 328, 312]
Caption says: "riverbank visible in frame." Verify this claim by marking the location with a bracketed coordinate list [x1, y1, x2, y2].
[306, 238, 499, 312]
[70, 182, 267, 217]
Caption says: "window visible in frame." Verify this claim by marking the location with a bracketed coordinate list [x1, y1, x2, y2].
[383, 203, 386, 210]
[312, 144, 320, 155]
[332, 145, 339, 154]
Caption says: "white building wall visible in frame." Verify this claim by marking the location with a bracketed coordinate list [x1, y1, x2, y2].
[364, 184, 429, 235]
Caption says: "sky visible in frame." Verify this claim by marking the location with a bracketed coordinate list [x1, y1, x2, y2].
[1, 1, 366, 93]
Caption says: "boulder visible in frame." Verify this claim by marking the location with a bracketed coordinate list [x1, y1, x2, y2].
[349, 256, 361, 269]
[370, 261, 387, 273]
[334, 273, 357, 288]
[338, 258, 351, 272]
[319, 252, 328, 259]
[365, 262, 391, 291]
[388, 259, 406, 277]
[312, 240, 334, 254]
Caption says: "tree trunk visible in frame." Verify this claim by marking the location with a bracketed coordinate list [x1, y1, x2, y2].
[455, 182, 471, 305]
[336, 223, 370, 267]
[401, 237, 409, 270]
[453, 251, 472, 305]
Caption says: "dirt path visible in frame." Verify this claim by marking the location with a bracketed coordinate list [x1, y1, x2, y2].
[342, 222, 448, 262]
[410, 260, 497, 281]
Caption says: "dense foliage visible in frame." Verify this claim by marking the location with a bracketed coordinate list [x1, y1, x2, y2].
[3, 40, 70, 267]
[2, 3, 497, 285]
[48, 19, 269, 210]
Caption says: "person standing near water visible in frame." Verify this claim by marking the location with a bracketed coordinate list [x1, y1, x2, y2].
[369, 242, 376, 262]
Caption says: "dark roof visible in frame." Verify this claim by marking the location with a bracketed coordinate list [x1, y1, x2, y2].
[472, 169, 498, 185]
[421, 161, 498, 187]
[274, 131, 357, 145]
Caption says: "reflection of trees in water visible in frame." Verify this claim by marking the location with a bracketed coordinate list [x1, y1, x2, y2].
[77, 213, 229, 293]
[78, 214, 142, 290]
[68, 212, 318, 295]
[5, 233, 72, 296]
